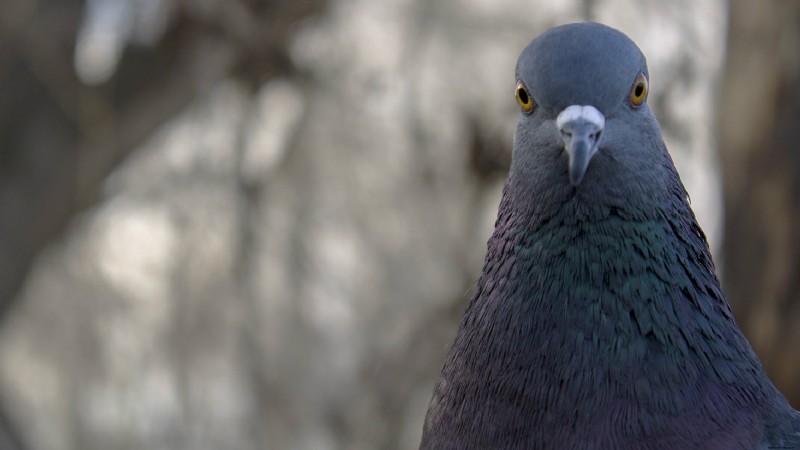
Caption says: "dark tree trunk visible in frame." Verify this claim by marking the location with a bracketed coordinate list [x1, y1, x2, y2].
[718, 0, 800, 407]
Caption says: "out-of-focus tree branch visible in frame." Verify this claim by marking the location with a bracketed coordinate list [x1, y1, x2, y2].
[0, 1, 324, 446]
[0, 0, 323, 323]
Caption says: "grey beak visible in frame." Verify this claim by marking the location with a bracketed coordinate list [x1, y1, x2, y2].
[557, 105, 605, 186]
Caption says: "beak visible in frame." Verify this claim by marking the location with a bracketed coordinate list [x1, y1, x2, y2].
[556, 105, 605, 186]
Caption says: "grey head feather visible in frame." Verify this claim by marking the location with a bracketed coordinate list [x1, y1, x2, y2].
[516, 22, 648, 115]
[510, 22, 669, 209]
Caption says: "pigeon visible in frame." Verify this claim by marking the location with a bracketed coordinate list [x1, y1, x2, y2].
[421, 22, 800, 450]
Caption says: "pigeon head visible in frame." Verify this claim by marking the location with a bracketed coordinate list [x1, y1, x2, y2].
[513, 22, 658, 189]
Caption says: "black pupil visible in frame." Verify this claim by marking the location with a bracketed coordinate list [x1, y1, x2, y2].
[634, 83, 644, 97]
[518, 88, 529, 104]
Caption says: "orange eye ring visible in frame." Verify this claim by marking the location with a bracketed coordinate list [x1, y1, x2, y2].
[515, 81, 535, 113]
[630, 72, 648, 107]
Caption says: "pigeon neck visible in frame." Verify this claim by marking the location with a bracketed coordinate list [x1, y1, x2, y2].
[470, 178, 783, 422]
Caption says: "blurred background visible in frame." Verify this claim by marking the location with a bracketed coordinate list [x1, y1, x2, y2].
[0, 0, 799, 449]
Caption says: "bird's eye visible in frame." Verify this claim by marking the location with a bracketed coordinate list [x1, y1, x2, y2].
[515, 81, 535, 113]
[630, 72, 648, 107]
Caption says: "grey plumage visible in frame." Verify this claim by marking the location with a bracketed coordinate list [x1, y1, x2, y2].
[421, 22, 800, 449]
